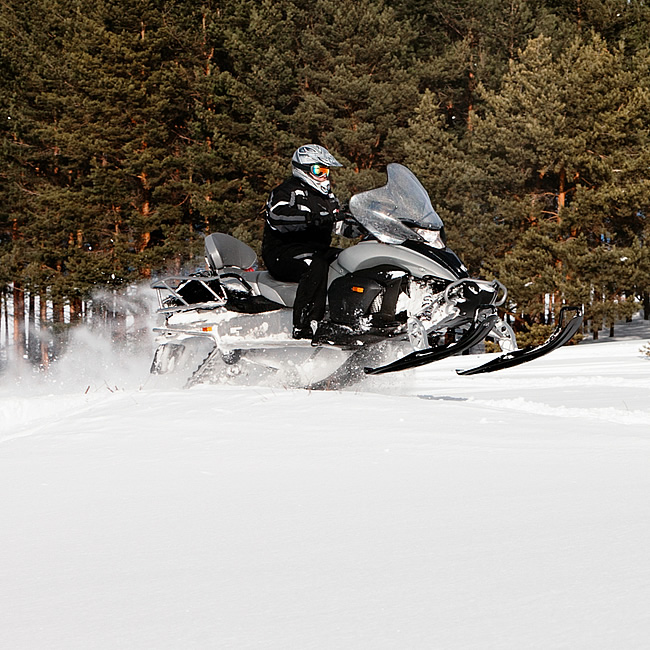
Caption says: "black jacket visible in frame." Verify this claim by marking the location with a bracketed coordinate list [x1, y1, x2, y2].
[262, 176, 341, 260]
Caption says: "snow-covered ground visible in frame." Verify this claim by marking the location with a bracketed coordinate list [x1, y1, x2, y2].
[1, 316, 650, 649]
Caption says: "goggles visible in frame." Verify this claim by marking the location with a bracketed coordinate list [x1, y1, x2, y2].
[310, 164, 330, 177]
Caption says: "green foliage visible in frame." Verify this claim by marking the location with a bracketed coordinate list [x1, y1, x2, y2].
[403, 28, 649, 331]
[2, 0, 213, 296]
[1, 0, 649, 342]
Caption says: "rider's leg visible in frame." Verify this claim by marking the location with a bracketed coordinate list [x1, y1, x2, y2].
[292, 248, 341, 336]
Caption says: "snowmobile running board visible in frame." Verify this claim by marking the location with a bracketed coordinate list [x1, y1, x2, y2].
[456, 306, 583, 376]
[364, 307, 499, 375]
[152, 327, 315, 351]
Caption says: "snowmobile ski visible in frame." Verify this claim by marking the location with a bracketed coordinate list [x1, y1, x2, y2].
[364, 307, 499, 375]
[456, 306, 583, 376]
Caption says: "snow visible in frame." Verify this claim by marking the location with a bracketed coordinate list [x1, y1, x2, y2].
[1, 316, 650, 649]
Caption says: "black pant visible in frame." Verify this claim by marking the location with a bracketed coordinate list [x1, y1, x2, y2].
[264, 245, 341, 328]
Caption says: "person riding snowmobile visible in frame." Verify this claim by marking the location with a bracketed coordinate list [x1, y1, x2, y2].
[262, 144, 359, 339]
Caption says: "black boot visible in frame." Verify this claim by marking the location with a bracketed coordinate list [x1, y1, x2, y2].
[292, 326, 314, 340]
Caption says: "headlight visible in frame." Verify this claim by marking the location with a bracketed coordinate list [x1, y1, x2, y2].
[414, 228, 445, 249]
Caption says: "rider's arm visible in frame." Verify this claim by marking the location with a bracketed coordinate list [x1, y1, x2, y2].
[266, 185, 311, 233]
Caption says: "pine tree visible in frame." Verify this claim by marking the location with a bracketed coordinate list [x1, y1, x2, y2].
[542, 0, 650, 51]
[1, 0, 233, 360]
[183, 0, 302, 253]
[3, 1, 224, 294]
[203, 0, 424, 244]
[401, 90, 504, 276]
[470, 33, 650, 328]
[288, 0, 422, 199]
[392, 0, 565, 130]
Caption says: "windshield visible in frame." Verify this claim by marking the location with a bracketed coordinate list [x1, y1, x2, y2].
[348, 164, 444, 245]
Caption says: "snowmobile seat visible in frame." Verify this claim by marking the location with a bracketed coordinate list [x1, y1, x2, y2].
[204, 233, 297, 307]
[205, 233, 257, 272]
[252, 271, 297, 307]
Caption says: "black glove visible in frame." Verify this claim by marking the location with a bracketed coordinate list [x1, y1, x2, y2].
[339, 202, 354, 220]
[335, 215, 365, 239]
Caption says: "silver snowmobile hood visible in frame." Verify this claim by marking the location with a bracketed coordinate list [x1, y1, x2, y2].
[349, 163, 444, 245]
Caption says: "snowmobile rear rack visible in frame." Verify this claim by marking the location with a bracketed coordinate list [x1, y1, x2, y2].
[152, 276, 228, 313]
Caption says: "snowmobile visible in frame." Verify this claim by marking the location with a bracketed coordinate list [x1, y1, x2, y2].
[150, 163, 582, 388]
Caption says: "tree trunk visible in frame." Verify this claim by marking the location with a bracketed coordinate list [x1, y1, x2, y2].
[52, 297, 65, 359]
[69, 296, 83, 324]
[28, 290, 37, 363]
[13, 281, 26, 359]
[2, 290, 8, 349]
[591, 320, 599, 340]
[557, 168, 566, 221]
[467, 69, 475, 132]
[40, 291, 50, 369]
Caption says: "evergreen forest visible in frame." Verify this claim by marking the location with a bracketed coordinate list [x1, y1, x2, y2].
[2, 0, 650, 367]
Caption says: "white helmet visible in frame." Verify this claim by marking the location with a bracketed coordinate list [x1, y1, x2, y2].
[291, 144, 342, 194]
